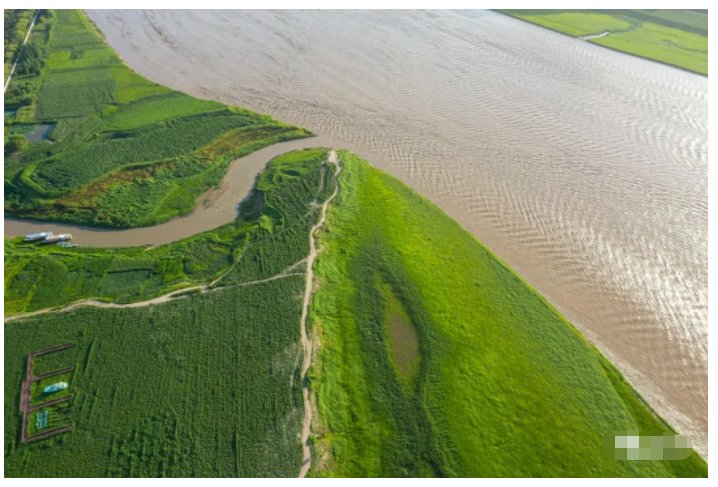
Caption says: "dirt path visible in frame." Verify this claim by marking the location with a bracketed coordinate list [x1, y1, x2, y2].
[4, 258, 306, 324]
[298, 150, 341, 478]
[4, 9, 40, 93]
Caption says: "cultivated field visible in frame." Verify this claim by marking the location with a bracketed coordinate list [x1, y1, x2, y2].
[4, 9, 312, 227]
[499, 10, 707, 75]
[4, 149, 335, 477]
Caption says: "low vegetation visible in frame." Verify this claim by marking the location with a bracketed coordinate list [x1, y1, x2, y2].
[4, 9, 312, 227]
[307, 151, 707, 477]
[4, 149, 335, 477]
[4, 149, 331, 315]
[4, 9, 707, 479]
[498, 9, 707, 75]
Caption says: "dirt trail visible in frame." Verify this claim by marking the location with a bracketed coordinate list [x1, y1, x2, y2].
[4, 9, 40, 93]
[298, 150, 341, 478]
[4, 258, 306, 324]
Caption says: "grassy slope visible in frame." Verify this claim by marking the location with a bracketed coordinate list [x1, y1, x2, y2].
[4, 10, 312, 227]
[498, 10, 707, 75]
[4, 149, 333, 477]
[308, 152, 707, 477]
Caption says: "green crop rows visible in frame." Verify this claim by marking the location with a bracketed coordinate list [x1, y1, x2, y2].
[4, 8, 707, 479]
[5, 149, 334, 477]
[498, 10, 707, 75]
[5, 149, 331, 316]
[5, 280, 305, 477]
[4, 9, 312, 227]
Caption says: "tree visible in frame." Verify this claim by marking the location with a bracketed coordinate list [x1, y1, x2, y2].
[5, 134, 28, 155]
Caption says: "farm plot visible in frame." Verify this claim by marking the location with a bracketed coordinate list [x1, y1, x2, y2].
[4, 9, 312, 227]
[4, 150, 335, 476]
[5, 280, 305, 477]
[4, 148, 330, 316]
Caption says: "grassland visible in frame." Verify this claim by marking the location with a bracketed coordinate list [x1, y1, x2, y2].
[4, 9, 312, 227]
[498, 10, 707, 75]
[4, 149, 335, 477]
[307, 151, 707, 477]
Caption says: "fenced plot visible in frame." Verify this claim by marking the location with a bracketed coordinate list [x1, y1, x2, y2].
[20, 343, 76, 443]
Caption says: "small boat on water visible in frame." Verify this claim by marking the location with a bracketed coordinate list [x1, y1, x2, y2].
[24, 231, 53, 241]
[57, 242, 78, 248]
[42, 233, 72, 244]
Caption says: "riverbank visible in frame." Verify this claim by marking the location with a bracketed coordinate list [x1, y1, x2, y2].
[5, 136, 337, 247]
[85, 10, 707, 458]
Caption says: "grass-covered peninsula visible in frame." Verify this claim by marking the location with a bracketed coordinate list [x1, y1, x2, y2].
[307, 152, 707, 477]
[498, 10, 707, 75]
[4, 9, 311, 227]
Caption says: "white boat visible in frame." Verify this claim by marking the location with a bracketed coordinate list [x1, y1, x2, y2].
[43, 233, 72, 244]
[24, 231, 52, 241]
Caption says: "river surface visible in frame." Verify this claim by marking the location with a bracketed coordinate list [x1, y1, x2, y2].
[7, 9, 707, 457]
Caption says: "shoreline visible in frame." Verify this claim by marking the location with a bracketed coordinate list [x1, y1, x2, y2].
[4, 136, 336, 247]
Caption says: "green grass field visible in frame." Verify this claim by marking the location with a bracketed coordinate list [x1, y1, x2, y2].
[4, 10, 312, 227]
[307, 151, 707, 477]
[4, 149, 335, 477]
[498, 10, 707, 75]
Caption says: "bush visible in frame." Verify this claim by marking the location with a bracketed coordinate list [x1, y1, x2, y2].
[5, 134, 28, 155]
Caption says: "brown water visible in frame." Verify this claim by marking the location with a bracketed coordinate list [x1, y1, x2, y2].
[5, 136, 334, 246]
[14, 9, 708, 456]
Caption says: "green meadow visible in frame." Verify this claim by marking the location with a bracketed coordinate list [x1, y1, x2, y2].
[307, 152, 707, 477]
[499, 10, 707, 75]
[4, 10, 312, 227]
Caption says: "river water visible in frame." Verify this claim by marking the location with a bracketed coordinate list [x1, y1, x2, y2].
[9, 9, 707, 456]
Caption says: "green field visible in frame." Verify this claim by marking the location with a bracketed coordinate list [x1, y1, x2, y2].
[498, 10, 707, 75]
[4, 149, 335, 477]
[4, 10, 312, 227]
[307, 152, 707, 477]
[4, 149, 707, 477]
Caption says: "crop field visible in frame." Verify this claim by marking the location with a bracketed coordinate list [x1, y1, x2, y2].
[5, 279, 305, 477]
[499, 9, 707, 75]
[4, 9, 312, 227]
[4, 150, 334, 477]
[5, 149, 331, 316]
[307, 152, 707, 477]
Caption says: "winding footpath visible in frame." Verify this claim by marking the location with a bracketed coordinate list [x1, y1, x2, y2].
[298, 150, 341, 478]
[4, 258, 307, 324]
[5, 149, 343, 477]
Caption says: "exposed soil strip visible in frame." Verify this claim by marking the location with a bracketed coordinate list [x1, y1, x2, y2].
[4, 259, 307, 324]
[4, 9, 40, 93]
[20, 343, 76, 443]
[298, 150, 341, 478]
